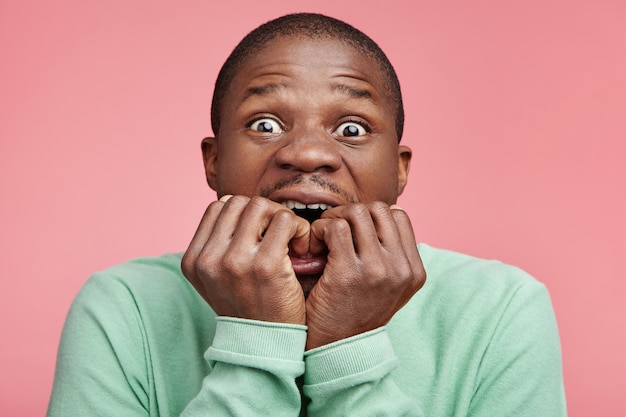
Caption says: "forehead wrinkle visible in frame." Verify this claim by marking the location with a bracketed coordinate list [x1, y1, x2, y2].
[241, 82, 288, 103]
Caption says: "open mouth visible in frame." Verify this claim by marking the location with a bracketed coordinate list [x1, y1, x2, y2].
[281, 200, 333, 223]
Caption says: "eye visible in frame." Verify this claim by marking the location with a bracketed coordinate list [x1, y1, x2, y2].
[249, 118, 283, 134]
[335, 121, 367, 137]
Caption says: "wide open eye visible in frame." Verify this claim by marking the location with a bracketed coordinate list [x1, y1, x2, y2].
[334, 121, 367, 137]
[249, 118, 283, 134]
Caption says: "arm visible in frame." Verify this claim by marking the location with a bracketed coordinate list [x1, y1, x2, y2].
[303, 281, 566, 417]
[303, 203, 565, 416]
[181, 317, 306, 417]
[47, 276, 307, 417]
[304, 328, 427, 417]
[181, 195, 310, 325]
[467, 281, 567, 416]
[303, 203, 427, 416]
[47, 274, 152, 417]
[181, 198, 426, 415]
[180, 195, 312, 415]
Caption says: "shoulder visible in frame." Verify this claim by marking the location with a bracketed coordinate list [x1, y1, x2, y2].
[89, 253, 186, 285]
[417, 243, 547, 301]
[80, 253, 190, 297]
[73, 253, 211, 326]
[399, 245, 566, 416]
[395, 244, 555, 333]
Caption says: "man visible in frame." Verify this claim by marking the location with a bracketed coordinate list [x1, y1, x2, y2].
[48, 13, 566, 416]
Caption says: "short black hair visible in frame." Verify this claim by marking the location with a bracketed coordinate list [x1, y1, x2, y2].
[210, 13, 405, 141]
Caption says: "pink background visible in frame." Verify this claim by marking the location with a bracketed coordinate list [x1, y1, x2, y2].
[1, 1, 624, 415]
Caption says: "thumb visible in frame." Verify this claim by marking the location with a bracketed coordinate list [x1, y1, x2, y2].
[288, 216, 311, 257]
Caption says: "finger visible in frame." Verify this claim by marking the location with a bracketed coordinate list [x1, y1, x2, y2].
[388, 205, 418, 252]
[230, 197, 303, 249]
[207, 195, 251, 243]
[286, 215, 313, 257]
[320, 204, 381, 257]
[391, 206, 427, 291]
[389, 207, 425, 286]
[367, 202, 406, 251]
[181, 199, 228, 277]
[261, 208, 311, 258]
[307, 219, 328, 256]
[310, 217, 356, 258]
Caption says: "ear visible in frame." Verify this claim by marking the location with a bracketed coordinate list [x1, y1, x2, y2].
[201, 136, 218, 191]
[397, 145, 412, 196]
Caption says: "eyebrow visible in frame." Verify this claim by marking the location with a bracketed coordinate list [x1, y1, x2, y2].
[242, 83, 285, 102]
[332, 84, 372, 99]
[240, 81, 374, 104]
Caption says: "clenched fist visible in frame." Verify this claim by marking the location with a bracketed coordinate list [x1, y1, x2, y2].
[181, 195, 311, 325]
[182, 196, 426, 349]
[305, 202, 425, 349]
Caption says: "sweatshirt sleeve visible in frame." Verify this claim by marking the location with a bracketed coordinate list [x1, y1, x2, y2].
[466, 281, 567, 416]
[47, 275, 154, 417]
[302, 282, 566, 417]
[180, 317, 306, 417]
[303, 327, 426, 417]
[47, 273, 307, 417]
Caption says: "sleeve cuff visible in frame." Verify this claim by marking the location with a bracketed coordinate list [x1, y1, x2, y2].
[303, 327, 398, 387]
[206, 316, 307, 372]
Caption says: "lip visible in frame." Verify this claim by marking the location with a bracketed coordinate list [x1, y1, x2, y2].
[289, 254, 327, 277]
[268, 188, 345, 208]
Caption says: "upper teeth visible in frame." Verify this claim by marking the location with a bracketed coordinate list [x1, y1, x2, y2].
[281, 200, 332, 210]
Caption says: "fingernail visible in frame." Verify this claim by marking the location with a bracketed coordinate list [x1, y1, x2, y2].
[219, 194, 233, 202]
[390, 204, 404, 211]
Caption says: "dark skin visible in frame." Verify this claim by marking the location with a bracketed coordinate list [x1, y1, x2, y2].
[181, 35, 426, 350]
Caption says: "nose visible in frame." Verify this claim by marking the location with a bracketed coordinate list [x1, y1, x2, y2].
[274, 127, 342, 173]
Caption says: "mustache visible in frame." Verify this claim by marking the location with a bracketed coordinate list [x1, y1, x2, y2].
[260, 174, 356, 204]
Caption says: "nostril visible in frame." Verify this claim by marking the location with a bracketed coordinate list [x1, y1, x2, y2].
[275, 135, 342, 173]
[278, 162, 336, 173]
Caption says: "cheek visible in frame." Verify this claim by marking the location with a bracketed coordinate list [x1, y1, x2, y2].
[350, 149, 400, 202]
[215, 139, 281, 195]
[216, 145, 262, 193]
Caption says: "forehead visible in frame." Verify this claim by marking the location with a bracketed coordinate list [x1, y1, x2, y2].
[224, 35, 395, 117]
[229, 35, 389, 96]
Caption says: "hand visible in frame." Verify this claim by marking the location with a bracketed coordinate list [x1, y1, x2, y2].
[181, 195, 311, 325]
[305, 202, 426, 349]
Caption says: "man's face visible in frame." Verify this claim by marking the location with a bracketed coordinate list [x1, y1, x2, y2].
[203, 34, 411, 223]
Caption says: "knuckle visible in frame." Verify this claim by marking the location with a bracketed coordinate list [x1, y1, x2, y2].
[207, 199, 224, 212]
[180, 254, 194, 278]
[221, 252, 243, 274]
[251, 256, 276, 277]
[347, 203, 368, 217]
[392, 207, 409, 221]
[330, 218, 351, 234]
[415, 268, 427, 288]
[402, 267, 426, 293]
[227, 195, 251, 208]
[195, 245, 214, 265]
[273, 208, 294, 223]
[368, 200, 389, 214]
[248, 195, 268, 208]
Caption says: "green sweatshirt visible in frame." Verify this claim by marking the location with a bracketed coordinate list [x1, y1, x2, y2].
[47, 244, 566, 416]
